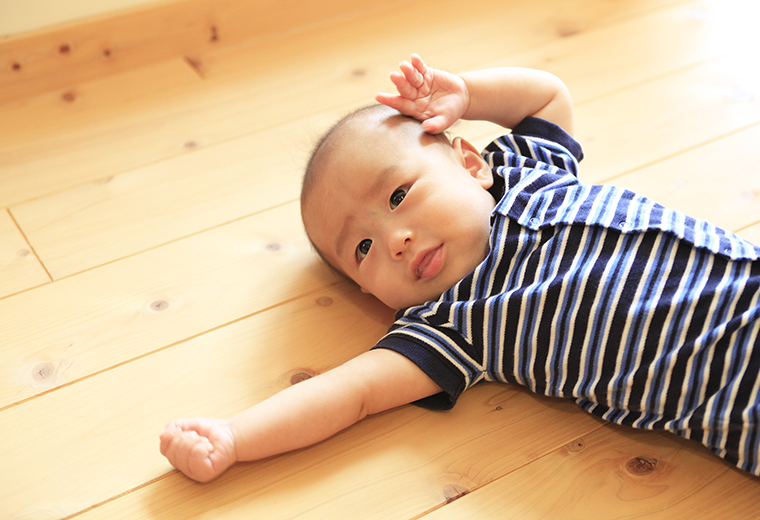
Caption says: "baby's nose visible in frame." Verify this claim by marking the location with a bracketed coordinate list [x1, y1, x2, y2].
[390, 230, 413, 258]
[394, 237, 411, 258]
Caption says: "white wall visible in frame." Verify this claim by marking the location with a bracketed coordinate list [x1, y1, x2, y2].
[0, 0, 166, 38]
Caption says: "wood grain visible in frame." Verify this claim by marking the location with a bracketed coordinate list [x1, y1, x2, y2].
[741, 223, 760, 244]
[0, 0, 379, 103]
[0, 209, 50, 298]
[0, 202, 335, 408]
[2, 0, 759, 518]
[496, 0, 759, 105]
[420, 425, 760, 519]
[0, 59, 202, 208]
[1, 0, 686, 209]
[576, 51, 760, 184]
[8, 117, 324, 279]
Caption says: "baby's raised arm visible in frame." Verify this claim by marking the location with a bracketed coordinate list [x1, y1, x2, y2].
[376, 54, 573, 135]
[160, 348, 441, 482]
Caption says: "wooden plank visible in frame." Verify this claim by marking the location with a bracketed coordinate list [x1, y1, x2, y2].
[740, 223, 760, 245]
[0, 282, 602, 520]
[0, 209, 50, 298]
[486, 0, 742, 104]
[0, 0, 163, 37]
[8, 114, 335, 279]
[192, 0, 686, 81]
[0, 0, 689, 209]
[419, 425, 760, 519]
[598, 123, 760, 233]
[0, 202, 335, 409]
[0, 0, 380, 104]
[171, 0, 695, 148]
[576, 51, 760, 184]
[0, 59, 201, 209]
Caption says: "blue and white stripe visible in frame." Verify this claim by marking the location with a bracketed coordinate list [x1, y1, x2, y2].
[375, 118, 760, 475]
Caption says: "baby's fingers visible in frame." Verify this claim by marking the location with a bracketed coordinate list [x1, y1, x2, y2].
[161, 429, 215, 480]
[160, 427, 192, 460]
[420, 114, 451, 135]
[374, 92, 417, 116]
[389, 70, 419, 100]
[398, 60, 425, 89]
[410, 53, 430, 77]
[159, 422, 182, 456]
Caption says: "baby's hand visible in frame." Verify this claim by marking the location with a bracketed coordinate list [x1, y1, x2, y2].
[160, 418, 236, 482]
[376, 54, 469, 134]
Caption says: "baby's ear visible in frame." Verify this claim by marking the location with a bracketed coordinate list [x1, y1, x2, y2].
[452, 137, 493, 189]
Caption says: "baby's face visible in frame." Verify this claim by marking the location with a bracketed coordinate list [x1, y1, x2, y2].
[304, 121, 495, 309]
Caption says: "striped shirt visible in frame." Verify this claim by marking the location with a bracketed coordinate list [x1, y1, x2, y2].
[373, 117, 760, 475]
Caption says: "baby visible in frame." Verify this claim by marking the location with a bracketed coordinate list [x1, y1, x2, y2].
[160, 54, 760, 482]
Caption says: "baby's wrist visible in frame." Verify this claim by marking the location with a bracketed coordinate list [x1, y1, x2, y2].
[458, 73, 473, 121]
[222, 418, 240, 463]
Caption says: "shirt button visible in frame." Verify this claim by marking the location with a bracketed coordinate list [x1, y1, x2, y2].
[529, 218, 540, 226]
[618, 220, 627, 228]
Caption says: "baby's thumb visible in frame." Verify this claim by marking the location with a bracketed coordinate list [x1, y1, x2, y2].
[421, 115, 450, 135]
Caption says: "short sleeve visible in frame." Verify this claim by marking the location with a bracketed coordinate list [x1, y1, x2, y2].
[482, 117, 583, 180]
[510, 117, 583, 162]
[372, 315, 487, 410]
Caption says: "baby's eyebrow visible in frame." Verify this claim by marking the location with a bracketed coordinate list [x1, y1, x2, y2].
[332, 165, 399, 260]
[369, 164, 398, 196]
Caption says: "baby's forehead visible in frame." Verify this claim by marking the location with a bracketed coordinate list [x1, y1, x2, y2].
[336, 108, 417, 148]
[331, 113, 452, 173]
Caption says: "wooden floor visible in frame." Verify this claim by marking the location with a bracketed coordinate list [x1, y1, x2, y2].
[2, 0, 760, 518]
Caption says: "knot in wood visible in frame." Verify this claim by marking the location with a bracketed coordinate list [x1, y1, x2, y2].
[566, 438, 585, 452]
[556, 26, 579, 38]
[16, 249, 30, 258]
[290, 372, 314, 385]
[316, 296, 333, 307]
[443, 483, 470, 503]
[61, 91, 77, 103]
[59, 43, 71, 54]
[626, 457, 658, 475]
[33, 362, 55, 381]
[266, 243, 282, 252]
[150, 300, 170, 311]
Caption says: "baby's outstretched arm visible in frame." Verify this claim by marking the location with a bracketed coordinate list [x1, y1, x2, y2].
[160, 348, 441, 482]
[376, 54, 573, 135]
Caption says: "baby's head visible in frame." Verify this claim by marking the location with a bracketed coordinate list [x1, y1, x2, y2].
[301, 104, 496, 309]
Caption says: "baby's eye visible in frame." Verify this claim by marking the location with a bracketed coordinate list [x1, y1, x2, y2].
[390, 188, 407, 209]
[357, 239, 372, 261]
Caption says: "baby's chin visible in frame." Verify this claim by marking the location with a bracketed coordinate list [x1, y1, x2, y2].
[377, 286, 447, 311]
